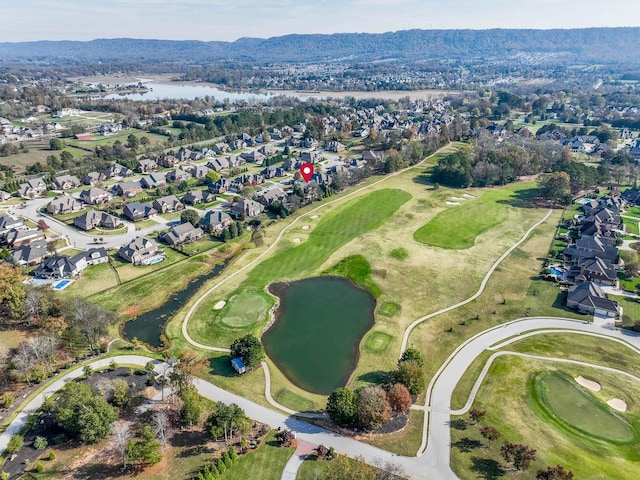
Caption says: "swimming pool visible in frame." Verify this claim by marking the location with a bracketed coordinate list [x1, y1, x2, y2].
[550, 266, 565, 277]
[142, 255, 165, 265]
[52, 279, 72, 290]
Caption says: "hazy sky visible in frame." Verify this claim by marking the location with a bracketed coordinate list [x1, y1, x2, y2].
[2, 0, 639, 42]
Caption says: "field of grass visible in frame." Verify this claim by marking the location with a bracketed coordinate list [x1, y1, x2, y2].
[614, 295, 640, 325]
[451, 356, 640, 480]
[218, 431, 295, 480]
[323, 254, 381, 298]
[357, 409, 424, 456]
[413, 183, 535, 249]
[64, 262, 119, 297]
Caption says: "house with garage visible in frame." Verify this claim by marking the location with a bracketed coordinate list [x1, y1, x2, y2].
[79, 187, 112, 205]
[166, 168, 192, 183]
[0, 215, 26, 239]
[53, 175, 81, 190]
[81, 171, 106, 186]
[152, 195, 184, 213]
[18, 178, 47, 199]
[46, 194, 84, 215]
[199, 210, 232, 233]
[181, 190, 214, 205]
[118, 237, 163, 265]
[123, 202, 157, 221]
[161, 222, 204, 246]
[115, 180, 143, 198]
[105, 163, 133, 178]
[137, 158, 158, 173]
[73, 210, 122, 231]
[566, 281, 619, 317]
[231, 199, 264, 218]
[9, 239, 49, 266]
[5, 228, 45, 248]
[257, 187, 288, 206]
[35, 254, 88, 279]
[140, 172, 167, 189]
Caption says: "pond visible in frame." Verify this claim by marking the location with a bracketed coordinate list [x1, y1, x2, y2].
[105, 82, 281, 102]
[263, 276, 376, 395]
[121, 258, 230, 349]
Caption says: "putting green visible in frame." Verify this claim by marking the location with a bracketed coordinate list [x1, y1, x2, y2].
[533, 371, 636, 444]
[365, 332, 392, 353]
[218, 292, 269, 328]
[378, 302, 400, 317]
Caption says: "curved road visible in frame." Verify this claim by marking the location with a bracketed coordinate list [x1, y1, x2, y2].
[2, 321, 640, 480]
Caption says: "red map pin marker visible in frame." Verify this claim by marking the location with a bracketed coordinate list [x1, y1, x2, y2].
[300, 162, 314, 182]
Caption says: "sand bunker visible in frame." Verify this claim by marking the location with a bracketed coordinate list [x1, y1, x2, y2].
[607, 398, 628, 412]
[293, 238, 301, 243]
[302, 225, 310, 230]
[446, 201, 461, 206]
[451, 196, 465, 201]
[462, 193, 476, 198]
[575, 376, 601, 392]
[311, 215, 319, 219]
[213, 301, 226, 310]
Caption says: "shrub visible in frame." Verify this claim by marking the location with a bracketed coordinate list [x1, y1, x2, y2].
[7, 435, 23, 453]
[395, 359, 426, 395]
[1, 472, 9, 480]
[387, 383, 412, 413]
[35, 461, 45, 473]
[48, 451, 56, 461]
[34, 436, 48, 450]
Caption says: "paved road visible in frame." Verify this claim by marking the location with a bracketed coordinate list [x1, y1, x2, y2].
[2, 321, 640, 480]
[9, 197, 169, 251]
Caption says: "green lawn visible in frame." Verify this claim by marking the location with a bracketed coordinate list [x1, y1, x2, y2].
[188, 189, 411, 348]
[413, 183, 536, 249]
[218, 291, 270, 328]
[451, 356, 640, 480]
[219, 431, 295, 480]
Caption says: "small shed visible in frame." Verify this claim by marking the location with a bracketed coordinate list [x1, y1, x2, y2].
[231, 357, 246, 374]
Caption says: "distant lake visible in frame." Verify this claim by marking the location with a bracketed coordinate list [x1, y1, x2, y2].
[104, 82, 279, 102]
[263, 277, 376, 395]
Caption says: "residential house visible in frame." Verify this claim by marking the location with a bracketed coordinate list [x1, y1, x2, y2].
[161, 222, 204, 246]
[140, 172, 167, 189]
[231, 199, 264, 218]
[73, 211, 122, 231]
[622, 189, 640, 206]
[5, 228, 45, 248]
[152, 195, 184, 213]
[362, 150, 384, 164]
[46, 194, 83, 215]
[199, 210, 232, 233]
[190, 164, 211, 179]
[35, 254, 87, 279]
[158, 155, 179, 168]
[123, 202, 157, 222]
[166, 168, 192, 183]
[105, 163, 133, 178]
[326, 140, 346, 152]
[563, 234, 618, 263]
[9, 239, 49, 266]
[137, 158, 158, 173]
[577, 257, 617, 286]
[206, 157, 230, 172]
[115, 181, 143, 198]
[119, 237, 162, 265]
[79, 187, 112, 205]
[53, 175, 80, 190]
[229, 139, 246, 150]
[258, 144, 278, 156]
[566, 281, 619, 317]
[257, 187, 288, 206]
[81, 171, 105, 186]
[300, 151, 320, 164]
[181, 190, 214, 205]
[212, 143, 231, 154]
[261, 166, 284, 179]
[18, 179, 47, 199]
[209, 178, 232, 195]
[0, 215, 25, 239]
[84, 247, 109, 266]
[240, 150, 266, 164]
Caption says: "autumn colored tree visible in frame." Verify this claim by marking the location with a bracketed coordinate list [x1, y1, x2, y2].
[0, 263, 25, 321]
[479, 425, 500, 446]
[387, 383, 412, 413]
[536, 465, 574, 480]
[469, 407, 486, 424]
[357, 386, 391, 430]
[395, 359, 426, 395]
